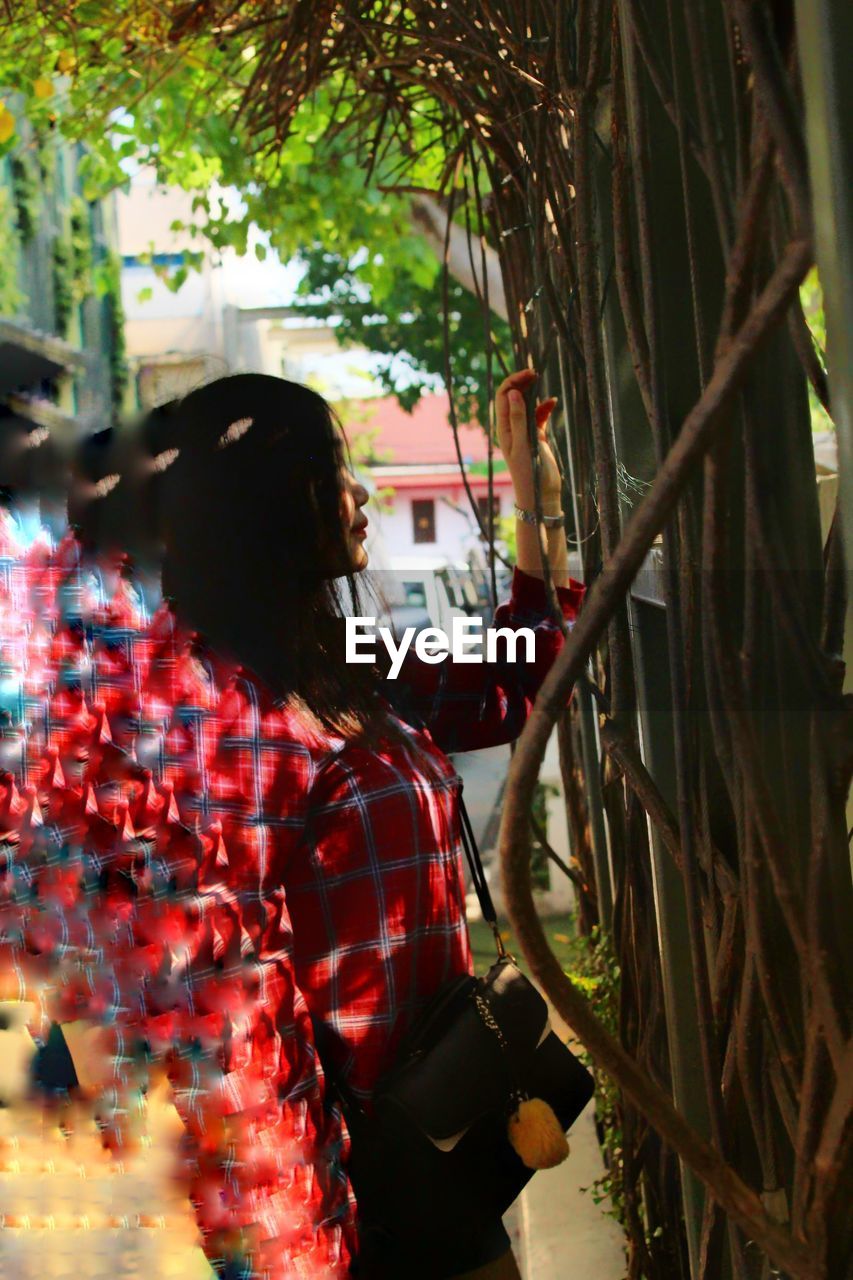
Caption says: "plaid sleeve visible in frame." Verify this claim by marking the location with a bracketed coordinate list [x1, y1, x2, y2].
[395, 567, 585, 753]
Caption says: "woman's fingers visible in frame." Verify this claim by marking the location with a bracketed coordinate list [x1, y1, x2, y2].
[506, 392, 556, 443]
[496, 372, 557, 456]
[496, 368, 536, 398]
[496, 369, 536, 443]
[508, 388, 529, 444]
[494, 373, 563, 506]
[535, 396, 558, 432]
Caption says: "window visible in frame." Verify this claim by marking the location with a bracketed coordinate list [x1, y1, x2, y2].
[476, 493, 501, 534]
[401, 581, 428, 608]
[412, 498, 436, 544]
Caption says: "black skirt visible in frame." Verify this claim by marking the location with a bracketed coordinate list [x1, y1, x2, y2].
[350, 1215, 512, 1278]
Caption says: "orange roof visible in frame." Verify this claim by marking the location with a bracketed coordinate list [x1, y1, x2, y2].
[371, 470, 513, 490]
[344, 393, 494, 466]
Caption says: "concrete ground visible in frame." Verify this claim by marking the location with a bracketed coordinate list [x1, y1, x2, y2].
[505, 1097, 627, 1280]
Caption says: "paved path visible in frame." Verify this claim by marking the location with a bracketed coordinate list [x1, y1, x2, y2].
[506, 991, 628, 1280]
[507, 1097, 627, 1279]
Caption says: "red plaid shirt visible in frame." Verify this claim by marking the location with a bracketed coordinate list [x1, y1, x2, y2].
[282, 568, 585, 1101]
[0, 521, 583, 1279]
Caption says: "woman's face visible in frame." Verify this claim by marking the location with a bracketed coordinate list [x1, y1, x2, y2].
[339, 465, 370, 573]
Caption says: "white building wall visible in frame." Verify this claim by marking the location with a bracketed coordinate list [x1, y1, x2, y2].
[116, 172, 400, 406]
[235, 315, 393, 399]
[372, 482, 498, 564]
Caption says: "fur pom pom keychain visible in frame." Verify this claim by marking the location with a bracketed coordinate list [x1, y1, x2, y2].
[473, 979, 571, 1171]
[507, 1095, 570, 1169]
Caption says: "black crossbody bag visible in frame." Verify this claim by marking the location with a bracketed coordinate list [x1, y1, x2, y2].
[315, 778, 595, 1248]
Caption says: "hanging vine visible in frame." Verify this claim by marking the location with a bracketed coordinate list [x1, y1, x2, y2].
[9, 150, 39, 244]
[0, 184, 23, 315]
[52, 195, 100, 343]
[97, 250, 128, 414]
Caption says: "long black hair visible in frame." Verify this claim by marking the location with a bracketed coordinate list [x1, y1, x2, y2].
[73, 374, 391, 741]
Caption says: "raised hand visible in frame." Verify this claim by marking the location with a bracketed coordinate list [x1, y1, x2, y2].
[494, 369, 561, 511]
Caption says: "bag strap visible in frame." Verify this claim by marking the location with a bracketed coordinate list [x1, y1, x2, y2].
[457, 784, 508, 961]
[384, 684, 509, 961]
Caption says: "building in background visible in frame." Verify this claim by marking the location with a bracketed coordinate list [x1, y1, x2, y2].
[118, 171, 503, 568]
[0, 114, 125, 535]
[117, 178, 228, 406]
[118, 169, 393, 406]
[347, 393, 509, 565]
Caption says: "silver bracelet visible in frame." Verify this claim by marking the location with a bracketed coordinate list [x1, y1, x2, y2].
[514, 504, 564, 529]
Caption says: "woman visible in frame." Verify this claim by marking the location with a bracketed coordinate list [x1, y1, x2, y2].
[26, 368, 583, 1279]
